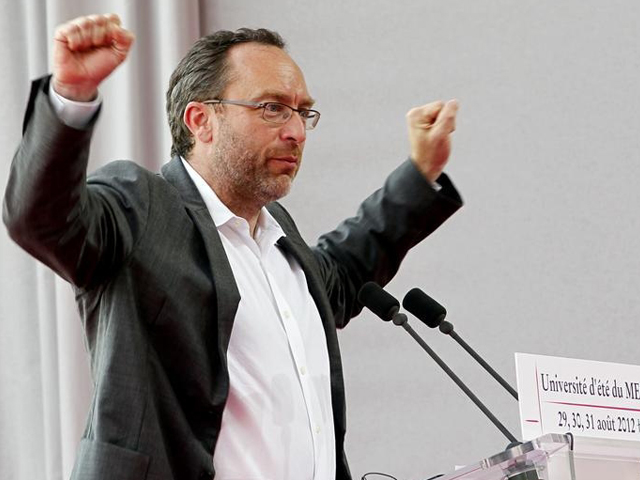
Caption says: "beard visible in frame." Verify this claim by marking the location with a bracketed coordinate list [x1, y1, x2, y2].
[210, 118, 301, 207]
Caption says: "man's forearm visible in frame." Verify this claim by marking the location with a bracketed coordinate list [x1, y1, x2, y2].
[314, 159, 463, 327]
[3, 76, 97, 281]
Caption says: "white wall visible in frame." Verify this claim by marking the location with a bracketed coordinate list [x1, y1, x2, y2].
[204, 1, 640, 478]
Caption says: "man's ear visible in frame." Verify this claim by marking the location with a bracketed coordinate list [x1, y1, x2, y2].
[183, 101, 217, 145]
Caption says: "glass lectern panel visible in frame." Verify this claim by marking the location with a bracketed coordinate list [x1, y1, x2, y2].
[437, 433, 573, 480]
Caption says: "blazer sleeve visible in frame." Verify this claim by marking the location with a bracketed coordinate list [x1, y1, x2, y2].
[313, 159, 463, 328]
[3, 76, 150, 290]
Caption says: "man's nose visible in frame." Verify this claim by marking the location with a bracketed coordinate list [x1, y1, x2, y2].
[279, 113, 307, 144]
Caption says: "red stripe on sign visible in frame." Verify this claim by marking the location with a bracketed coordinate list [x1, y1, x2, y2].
[547, 401, 640, 413]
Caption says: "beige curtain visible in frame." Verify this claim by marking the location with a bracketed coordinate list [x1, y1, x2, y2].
[0, 1, 202, 478]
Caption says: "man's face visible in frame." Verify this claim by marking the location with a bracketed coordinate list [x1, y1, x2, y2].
[210, 43, 314, 207]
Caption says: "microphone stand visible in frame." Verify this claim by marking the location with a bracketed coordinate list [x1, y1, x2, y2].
[392, 313, 518, 444]
[439, 321, 519, 400]
[392, 314, 541, 480]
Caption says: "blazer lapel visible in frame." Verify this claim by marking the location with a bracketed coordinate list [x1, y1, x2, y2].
[270, 207, 347, 431]
[161, 157, 240, 358]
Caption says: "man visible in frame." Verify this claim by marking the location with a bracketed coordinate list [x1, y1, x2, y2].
[3, 13, 462, 480]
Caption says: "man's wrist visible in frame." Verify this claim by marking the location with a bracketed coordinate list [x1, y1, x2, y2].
[48, 82, 102, 129]
[51, 78, 99, 102]
[408, 157, 443, 191]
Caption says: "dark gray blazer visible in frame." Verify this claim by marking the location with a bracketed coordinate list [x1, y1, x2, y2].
[3, 77, 463, 480]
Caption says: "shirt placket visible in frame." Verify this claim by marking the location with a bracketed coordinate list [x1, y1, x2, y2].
[262, 266, 323, 479]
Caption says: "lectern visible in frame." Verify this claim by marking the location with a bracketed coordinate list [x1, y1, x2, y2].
[436, 433, 640, 480]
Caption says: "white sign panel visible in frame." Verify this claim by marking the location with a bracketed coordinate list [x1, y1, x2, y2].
[516, 353, 640, 442]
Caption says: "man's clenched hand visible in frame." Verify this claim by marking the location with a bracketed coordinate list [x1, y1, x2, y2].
[52, 13, 135, 102]
[406, 99, 458, 183]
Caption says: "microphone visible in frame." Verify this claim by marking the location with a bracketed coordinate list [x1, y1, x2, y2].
[403, 288, 519, 401]
[358, 282, 519, 445]
[402, 287, 447, 328]
[358, 281, 401, 321]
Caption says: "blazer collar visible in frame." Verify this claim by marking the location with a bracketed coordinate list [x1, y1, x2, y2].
[161, 156, 209, 210]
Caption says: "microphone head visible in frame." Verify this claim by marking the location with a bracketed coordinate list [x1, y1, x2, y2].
[402, 288, 447, 328]
[358, 282, 400, 321]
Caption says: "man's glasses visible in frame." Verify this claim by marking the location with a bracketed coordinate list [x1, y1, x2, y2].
[203, 99, 321, 130]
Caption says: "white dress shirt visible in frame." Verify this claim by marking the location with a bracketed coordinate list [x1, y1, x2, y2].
[182, 160, 335, 480]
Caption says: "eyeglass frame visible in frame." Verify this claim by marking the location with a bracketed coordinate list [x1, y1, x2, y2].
[202, 99, 321, 130]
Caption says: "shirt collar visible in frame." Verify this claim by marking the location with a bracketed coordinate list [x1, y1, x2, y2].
[181, 158, 285, 243]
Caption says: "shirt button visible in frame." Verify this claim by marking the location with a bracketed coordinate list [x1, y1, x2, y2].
[299, 366, 307, 375]
[315, 425, 321, 434]
[283, 310, 291, 319]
